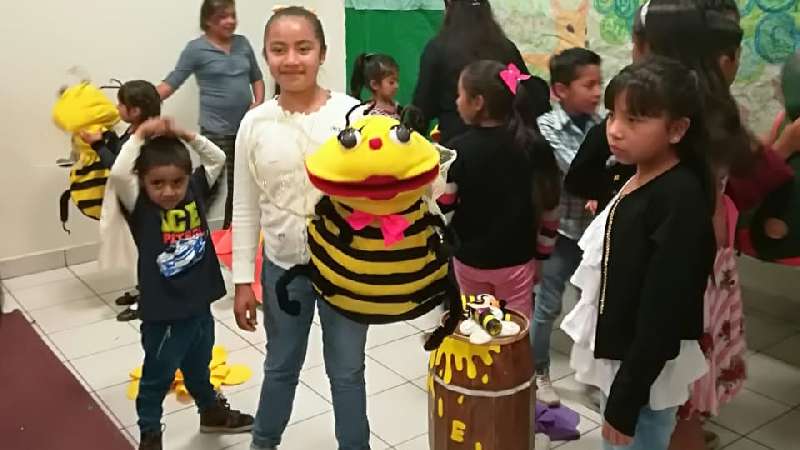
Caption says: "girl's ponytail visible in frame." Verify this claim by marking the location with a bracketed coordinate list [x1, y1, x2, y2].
[350, 53, 370, 100]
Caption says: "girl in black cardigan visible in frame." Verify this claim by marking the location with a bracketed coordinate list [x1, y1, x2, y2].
[561, 57, 715, 450]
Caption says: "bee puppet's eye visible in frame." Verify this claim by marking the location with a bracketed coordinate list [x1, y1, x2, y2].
[338, 128, 362, 149]
[389, 125, 412, 144]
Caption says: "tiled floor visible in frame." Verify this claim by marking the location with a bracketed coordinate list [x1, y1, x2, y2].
[2, 263, 799, 450]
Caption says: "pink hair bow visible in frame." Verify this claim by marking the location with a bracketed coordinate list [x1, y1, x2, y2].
[345, 210, 411, 247]
[500, 63, 531, 95]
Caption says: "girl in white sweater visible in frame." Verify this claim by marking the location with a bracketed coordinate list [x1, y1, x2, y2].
[231, 7, 369, 450]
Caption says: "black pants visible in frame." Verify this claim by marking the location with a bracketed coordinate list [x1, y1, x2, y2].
[202, 130, 236, 229]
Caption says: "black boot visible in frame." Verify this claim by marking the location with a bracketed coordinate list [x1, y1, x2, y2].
[138, 430, 162, 450]
[199, 395, 254, 434]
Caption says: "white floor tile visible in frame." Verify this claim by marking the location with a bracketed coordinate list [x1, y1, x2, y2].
[552, 376, 603, 425]
[744, 352, 800, 406]
[220, 347, 266, 396]
[406, 307, 444, 332]
[1, 290, 24, 315]
[744, 312, 799, 352]
[748, 409, 800, 450]
[368, 383, 428, 445]
[411, 375, 428, 393]
[550, 329, 575, 356]
[71, 342, 145, 391]
[550, 350, 575, 382]
[713, 389, 791, 434]
[366, 321, 420, 349]
[211, 296, 235, 318]
[11, 276, 95, 311]
[555, 427, 603, 450]
[28, 295, 116, 334]
[395, 434, 428, 450]
[704, 421, 742, 448]
[241, 412, 391, 450]
[214, 321, 251, 353]
[762, 333, 800, 368]
[32, 323, 67, 361]
[221, 309, 266, 347]
[72, 262, 137, 295]
[2, 267, 74, 291]
[302, 324, 325, 370]
[367, 334, 429, 381]
[50, 318, 140, 360]
[300, 356, 407, 402]
[722, 437, 771, 449]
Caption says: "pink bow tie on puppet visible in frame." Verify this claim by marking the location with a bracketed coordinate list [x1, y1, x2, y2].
[345, 210, 411, 247]
[500, 63, 531, 95]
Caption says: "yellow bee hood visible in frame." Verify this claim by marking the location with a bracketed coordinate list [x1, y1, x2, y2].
[53, 82, 120, 133]
[306, 115, 440, 215]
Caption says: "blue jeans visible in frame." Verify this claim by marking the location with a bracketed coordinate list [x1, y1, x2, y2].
[137, 312, 217, 433]
[531, 235, 582, 373]
[601, 396, 678, 450]
[251, 259, 370, 450]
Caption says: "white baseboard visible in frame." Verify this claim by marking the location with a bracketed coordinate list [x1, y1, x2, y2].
[0, 242, 99, 279]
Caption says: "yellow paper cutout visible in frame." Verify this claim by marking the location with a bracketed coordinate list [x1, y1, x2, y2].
[224, 365, 253, 385]
[127, 345, 252, 401]
[126, 380, 140, 400]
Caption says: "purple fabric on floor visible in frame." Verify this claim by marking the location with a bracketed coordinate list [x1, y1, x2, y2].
[535, 401, 581, 441]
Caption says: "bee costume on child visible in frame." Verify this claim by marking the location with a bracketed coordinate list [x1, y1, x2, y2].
[274, 111, 461, 349]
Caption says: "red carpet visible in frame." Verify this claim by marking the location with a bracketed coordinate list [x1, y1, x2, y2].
[0, 310, 133, 450]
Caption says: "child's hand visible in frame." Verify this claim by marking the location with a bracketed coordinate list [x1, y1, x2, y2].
[234, 284, 259, 332]
[136, 118, 170, 139]
[162, 118, 196, 142]
[585, 200, 599, 215]
[774, 116, 800, 159]
[602, 420, 633, 446]
[79, 130, 103, 145]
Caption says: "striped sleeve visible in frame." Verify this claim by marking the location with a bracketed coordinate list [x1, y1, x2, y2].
[534, 206, 560, 260]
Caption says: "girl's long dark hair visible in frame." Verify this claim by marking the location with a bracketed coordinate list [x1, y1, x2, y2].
[349, 53, 399, 101]
[459, 60, 561, 219]
[605, 56, 716, 209]
[642, 0, 754, 176]
[438, 0, 510, 65]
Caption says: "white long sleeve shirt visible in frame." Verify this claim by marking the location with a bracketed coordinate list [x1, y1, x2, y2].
[231, 92, 360, 283]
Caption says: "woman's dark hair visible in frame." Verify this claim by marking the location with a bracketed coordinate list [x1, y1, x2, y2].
[350, 53, 399, 100]
[118, 80, 161, 122]
[438, 0, 509, 64]
[460, 60, 561, 218]
[605, 56, 715, 208]
[200, 0, 235, 32]
[264, 6, 327, 53]
[134, 137, 192, 177]
[641, 0, 753, 175]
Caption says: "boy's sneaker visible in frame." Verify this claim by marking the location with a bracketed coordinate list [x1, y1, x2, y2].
[535, 372, 561, 406]
[139, 431, 162, 450]
[200, 395, 254, 434]
[117, 306, 140, 322]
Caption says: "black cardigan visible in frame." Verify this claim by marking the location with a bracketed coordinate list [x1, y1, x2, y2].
[411, 37, 551, 145]
[597, 163, 715, 436]
[564, 118, 636, 210]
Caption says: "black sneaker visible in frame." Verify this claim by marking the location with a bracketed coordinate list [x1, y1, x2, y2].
[199, 395, 254, 434]
[115, 292, 139, 306]
[138, 430, 162, 450]
[117, 307, 139, 322]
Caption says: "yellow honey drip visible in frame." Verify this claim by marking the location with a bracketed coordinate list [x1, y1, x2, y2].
[482, 374, 489, 384]
[475, 443, 483, 450]
[438, 397, 444, 417]
[457, 395, 464, 405]
[430, 335, 501, 384]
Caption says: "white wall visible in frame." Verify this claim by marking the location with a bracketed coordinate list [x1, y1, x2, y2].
[0, 0, 345, 261]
